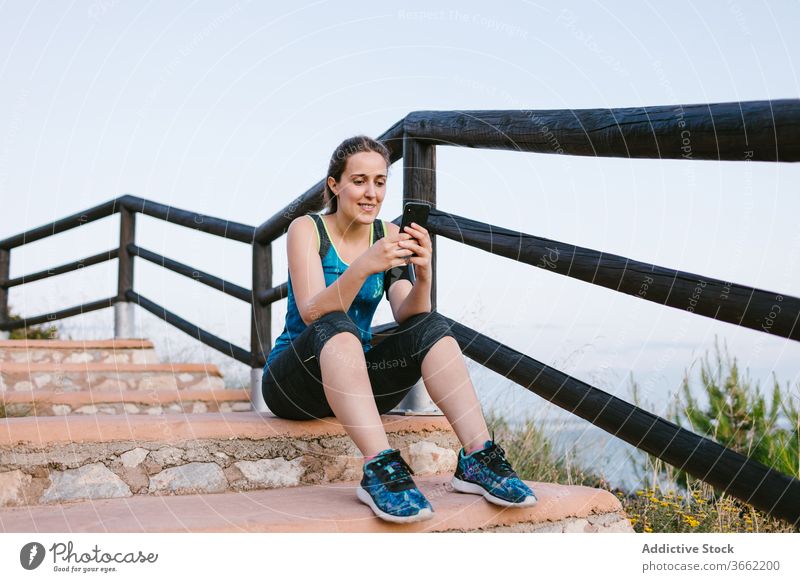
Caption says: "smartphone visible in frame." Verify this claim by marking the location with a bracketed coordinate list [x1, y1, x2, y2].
[400, 202, 431, 257]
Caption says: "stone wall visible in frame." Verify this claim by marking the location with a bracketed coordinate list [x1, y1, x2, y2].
[0, 430, 459, 507]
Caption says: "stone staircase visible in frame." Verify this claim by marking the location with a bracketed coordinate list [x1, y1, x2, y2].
[0, 338, 633, 533]
[0, 339, 249, 415]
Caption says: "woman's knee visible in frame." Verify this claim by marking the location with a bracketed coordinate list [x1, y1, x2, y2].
[403, 310, 458, 361]
[403, 310, 454, 338]
[311, 310, 362, 354]
[314, 310, 360, 337]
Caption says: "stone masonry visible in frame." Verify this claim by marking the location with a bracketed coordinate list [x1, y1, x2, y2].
[0, 418, 459, 507]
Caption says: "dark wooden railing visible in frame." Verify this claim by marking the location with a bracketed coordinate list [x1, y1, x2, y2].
[0, 196, 259, 366]
[1, 98, 799, 526]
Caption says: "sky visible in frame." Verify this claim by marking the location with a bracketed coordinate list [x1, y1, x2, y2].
[1, 1, 798, 463]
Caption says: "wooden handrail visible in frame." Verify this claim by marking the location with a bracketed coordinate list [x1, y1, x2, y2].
[2, 296, 119, 330]
[1, 249, 119, 288]
[402, 99, 800, 161]
[427, 208, 800, 342]
[126, 290, 251, 365]
[129, 244, 252, 303]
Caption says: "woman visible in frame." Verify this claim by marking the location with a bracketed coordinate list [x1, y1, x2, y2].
[262, 135, 537, 523]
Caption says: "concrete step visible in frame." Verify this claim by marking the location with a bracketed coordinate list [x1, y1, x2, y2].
[0, 474, 633, 532]
[0, 339, 159, 364]
[0, 412, 458, 507]
[0, 362, 225, 392]
[0, 388, 252, 417]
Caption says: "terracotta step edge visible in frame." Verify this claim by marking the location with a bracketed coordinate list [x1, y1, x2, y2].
[0, 412, 454, 445]
[0, 339, 155, 349]
[0, 474, 627, 533]
[0, 362, 222, 375]
[1, 389, 251, 406]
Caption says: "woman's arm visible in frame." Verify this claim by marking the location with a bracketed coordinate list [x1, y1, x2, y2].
[384, 221, 432, 323]
[286, 216, 371, 325]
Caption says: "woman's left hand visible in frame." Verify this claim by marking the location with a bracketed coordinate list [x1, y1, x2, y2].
[399, 222, 432, 282]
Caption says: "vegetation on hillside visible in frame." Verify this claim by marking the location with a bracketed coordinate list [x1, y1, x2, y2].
[6, 306, 60, 340]
[487, 336, 799, 533]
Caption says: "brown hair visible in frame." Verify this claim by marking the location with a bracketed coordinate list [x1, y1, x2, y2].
[323, 135, 391, 215]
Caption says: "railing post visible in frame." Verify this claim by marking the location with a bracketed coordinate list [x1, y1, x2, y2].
[250, 241, 272, 412]
[392, 136, 441, 415]
[403, 138, 438, 307]
[0, 248, 9, 339]
[115, 206, 136, 338]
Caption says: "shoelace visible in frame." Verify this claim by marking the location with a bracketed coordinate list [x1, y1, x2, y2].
[474, 443, 516, 477]
[368, 450, 416, 492]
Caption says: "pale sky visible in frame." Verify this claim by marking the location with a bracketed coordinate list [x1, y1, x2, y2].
[1, 1, 798, 433]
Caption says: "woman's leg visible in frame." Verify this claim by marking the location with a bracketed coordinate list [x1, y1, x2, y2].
[318, 330, 392, 458]
[366, 310, 490, 453]
[419, 334, 491, 453]
[262, 310, 392, 457]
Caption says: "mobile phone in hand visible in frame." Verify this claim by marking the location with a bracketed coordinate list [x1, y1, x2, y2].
[400, 202, 430, 257]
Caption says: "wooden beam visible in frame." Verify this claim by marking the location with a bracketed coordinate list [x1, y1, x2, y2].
[404, 99, 800, 161]
[441, 314, 800, 526]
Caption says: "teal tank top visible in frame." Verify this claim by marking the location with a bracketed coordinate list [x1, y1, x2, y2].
[265, 214, 410, 370]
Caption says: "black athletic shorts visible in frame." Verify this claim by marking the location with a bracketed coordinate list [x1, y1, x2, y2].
[261, 309, 457, 420]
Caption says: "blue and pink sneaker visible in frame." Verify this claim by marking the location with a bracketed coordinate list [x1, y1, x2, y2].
[452, 435, 538, 507]
[356, 448, 434, 523]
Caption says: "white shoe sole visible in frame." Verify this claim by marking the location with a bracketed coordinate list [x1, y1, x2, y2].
[356, 486, 434, 523]
[451, 477, 538, 507]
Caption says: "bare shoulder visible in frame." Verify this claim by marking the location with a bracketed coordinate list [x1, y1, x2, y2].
[287, 215, 319, 251]
[288, 214, 315, 232]
[287, 215, 317, 239]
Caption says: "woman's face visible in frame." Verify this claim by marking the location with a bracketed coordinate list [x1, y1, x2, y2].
[328, 151, 387, 225]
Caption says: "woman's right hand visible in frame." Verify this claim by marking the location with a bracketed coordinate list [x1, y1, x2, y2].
[354, 229, 414, 276]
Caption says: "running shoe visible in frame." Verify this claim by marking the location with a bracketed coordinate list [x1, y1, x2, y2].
[452, 433, 538, 507]
[356, 448, 434, 523]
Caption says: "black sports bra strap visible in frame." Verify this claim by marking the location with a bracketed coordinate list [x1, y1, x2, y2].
[308, 214, 384, 261]
[373, 218, 385, 241]
[308, 214, 331, 260]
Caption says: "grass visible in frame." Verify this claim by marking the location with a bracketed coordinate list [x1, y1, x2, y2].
[622, 481, 795, 533]
[484, 412, 612, 491]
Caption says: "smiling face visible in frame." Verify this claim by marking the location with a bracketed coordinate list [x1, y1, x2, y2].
[327, 150, 387, 226]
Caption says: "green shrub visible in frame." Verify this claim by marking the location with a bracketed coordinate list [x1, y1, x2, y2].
[632, 336, 799, 490]
[487, 405, 796, 532]
[484, 335, 799, 532]
[6, 307, 59, 340]
[627, 334, 799, 531]
[676, 337, 798, 481]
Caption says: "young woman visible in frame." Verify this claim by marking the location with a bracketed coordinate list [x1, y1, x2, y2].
[261, 135, 537, 523]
